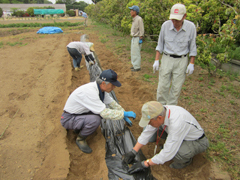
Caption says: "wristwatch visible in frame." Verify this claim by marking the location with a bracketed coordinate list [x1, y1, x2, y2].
[146, 159, 150, 167]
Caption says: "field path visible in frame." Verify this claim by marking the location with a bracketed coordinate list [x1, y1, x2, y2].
[0, 31, 71, 180]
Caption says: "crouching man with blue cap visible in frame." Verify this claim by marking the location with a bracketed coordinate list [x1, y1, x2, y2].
[122, 101, 209, 173]
[61, 69, 136, 154]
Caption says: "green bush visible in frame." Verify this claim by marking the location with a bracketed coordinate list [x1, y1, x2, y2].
[66, 10, 76, 17]
[27, 7, 34, 17]
[15, 10, 25, 17]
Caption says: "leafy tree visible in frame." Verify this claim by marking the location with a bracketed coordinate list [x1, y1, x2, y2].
[56, 0, 75, 4]
[56, 0, 65, 4]
[92, 0, 103, 3]
[0, 7, 3, 17]
[73, 1, 88, 9]
[44, 0, 53, 3]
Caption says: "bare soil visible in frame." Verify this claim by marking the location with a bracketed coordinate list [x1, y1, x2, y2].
[0, 19, 239, 180]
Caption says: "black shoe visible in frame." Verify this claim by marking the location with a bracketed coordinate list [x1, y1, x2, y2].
[130, 67, 134, 69]
[131, 68, 141, 72]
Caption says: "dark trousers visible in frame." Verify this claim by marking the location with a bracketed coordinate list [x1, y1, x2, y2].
[67, 47, 82, 68]
[61, 112, 101, 136]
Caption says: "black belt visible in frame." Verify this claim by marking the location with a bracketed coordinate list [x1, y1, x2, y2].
[63, 110, 95, 115]
[164, 53, 187, 58]
[198, 133, 205, 140]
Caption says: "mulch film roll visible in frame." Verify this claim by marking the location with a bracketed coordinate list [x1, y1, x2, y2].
[81, 35, 155, 180]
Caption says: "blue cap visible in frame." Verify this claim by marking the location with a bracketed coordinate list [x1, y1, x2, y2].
[129, 5, 140, 14]
[99, 69, 121, 87]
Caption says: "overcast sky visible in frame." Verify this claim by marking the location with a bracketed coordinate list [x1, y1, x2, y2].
[48, 0, 93, 4]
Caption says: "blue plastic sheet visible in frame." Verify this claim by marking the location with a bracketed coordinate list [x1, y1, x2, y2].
[37, 27, 63, 34]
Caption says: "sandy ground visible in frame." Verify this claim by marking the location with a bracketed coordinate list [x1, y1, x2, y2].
[0, 20, 235, 180]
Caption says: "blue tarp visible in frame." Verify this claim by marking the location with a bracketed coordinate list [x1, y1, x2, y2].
[34, 9, 64, 15]
[37, 27, 63, 34]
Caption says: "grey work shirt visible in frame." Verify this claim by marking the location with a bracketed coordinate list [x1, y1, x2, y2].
[131, 15, 144, 37]
[156, 20, 197, 57]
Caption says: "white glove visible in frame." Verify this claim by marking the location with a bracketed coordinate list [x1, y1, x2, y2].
[153, 60, 159, 73]
[186, 63, 194, 75]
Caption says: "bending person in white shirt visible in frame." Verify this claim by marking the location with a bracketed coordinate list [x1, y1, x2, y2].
[122, 101, 209, 173]
[67, 41, 95, 71]
[61, 69, 136, 154]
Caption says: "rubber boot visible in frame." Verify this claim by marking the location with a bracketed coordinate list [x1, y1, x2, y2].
[76, 134, 92, 154]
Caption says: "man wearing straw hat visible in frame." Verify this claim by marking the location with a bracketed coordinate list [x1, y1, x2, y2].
[122, 101, 209, 172]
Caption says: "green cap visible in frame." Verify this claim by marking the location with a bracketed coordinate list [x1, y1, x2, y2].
[139, 101, 164, 127]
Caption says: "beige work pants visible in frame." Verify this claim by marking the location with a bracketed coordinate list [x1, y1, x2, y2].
[157, 54, 188, 105]
[131, 37, 142, 69]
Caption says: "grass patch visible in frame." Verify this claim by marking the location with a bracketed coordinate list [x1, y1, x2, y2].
[0, 41, 3, 48]
[6, 42, 22, 46]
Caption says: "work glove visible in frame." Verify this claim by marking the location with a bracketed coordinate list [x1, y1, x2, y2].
[128, 161, 148, 174]
[124, 111, 136, 119]
[186, 63, 194, 75]
[139, 39, 143, 44]
[122, 149, 137, 165]
[85, 54, 95, 62]
[153, 60, 159, 73]
[124, 117, 132, 126]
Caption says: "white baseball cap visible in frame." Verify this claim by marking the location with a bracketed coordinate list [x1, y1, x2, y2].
[169, 4, 186, 21]
[139, 101, 164, 127]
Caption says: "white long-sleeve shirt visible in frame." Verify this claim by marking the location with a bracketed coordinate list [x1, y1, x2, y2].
[137, 105, 204, 165]
[63, 81, 125, 120]
[67, 42, 91, 55]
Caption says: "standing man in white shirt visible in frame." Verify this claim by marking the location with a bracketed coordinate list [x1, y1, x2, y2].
[153, 4, 197, 105]
[61, 69, 136, 154]
[122, 101, 209, 173]
[129, 5, 144, 72]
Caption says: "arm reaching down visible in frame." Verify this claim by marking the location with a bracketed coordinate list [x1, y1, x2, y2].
[100, 107, 124, 120]
[108, 100, 125, 111]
